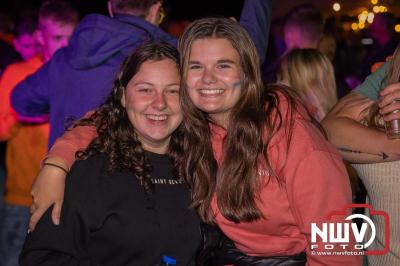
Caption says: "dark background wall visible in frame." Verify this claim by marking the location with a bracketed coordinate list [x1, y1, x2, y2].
[1, 0, 399, 22]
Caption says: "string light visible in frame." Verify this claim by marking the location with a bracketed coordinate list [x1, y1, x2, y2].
[351, 23, 359, 31]
[367, 12, 374, 24]
[352, 3, 391, 32]
[358, 13, 367, 22]
[379, 5, 388, 13]
[333, 3, 341, 12]
[395, 24, 400, 33]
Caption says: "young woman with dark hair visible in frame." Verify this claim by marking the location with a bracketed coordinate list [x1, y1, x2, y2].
[19, 42, 201, 265]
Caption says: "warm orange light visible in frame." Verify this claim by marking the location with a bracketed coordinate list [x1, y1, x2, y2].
[373, 6, 380, 13]
[358, 23, 365, 30]
[395, 24, 400, 33]
[351, 23, 359, 31]
[371, 0, 378, 4]
[358, 13, 367, 22]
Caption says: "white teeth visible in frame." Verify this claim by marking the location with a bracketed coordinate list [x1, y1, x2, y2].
[199, 89, 224, 95]
[146, 114, 167, 121]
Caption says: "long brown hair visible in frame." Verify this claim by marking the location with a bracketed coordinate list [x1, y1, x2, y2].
[76, 42, 182, 193]
[178, 18, 302, 223]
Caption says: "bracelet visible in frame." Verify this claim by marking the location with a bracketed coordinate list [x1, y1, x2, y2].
[43, 162, 69, 174]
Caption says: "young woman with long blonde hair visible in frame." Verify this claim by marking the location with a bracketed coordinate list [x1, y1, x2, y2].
[278, 48, 337, 121]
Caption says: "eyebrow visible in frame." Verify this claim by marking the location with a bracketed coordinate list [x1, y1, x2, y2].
[132, 82, 153, 86]
[132, 82, 179, 87]
[217, 59, 236, 64]
[188, 59, 236, 64]
[165, 83, 180, 87]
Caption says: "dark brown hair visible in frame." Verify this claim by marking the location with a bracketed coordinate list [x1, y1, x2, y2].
[76, 42, 182, 193]
[178, 18, 306, 223]
[39, 0, 79, 26]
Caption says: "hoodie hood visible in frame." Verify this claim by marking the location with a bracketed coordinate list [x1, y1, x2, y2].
[66, 14, 177, 69]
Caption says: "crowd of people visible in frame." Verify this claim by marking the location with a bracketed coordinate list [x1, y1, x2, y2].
[0, 0, 399, 265]
[0, 1, 78, 265]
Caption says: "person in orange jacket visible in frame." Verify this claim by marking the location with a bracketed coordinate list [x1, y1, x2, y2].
[0, 1, 78, 265]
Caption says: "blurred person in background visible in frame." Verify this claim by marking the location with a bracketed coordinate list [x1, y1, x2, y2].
[264, 4, 351, 101]
[321, 17, 354, 98]
[360, 12, 399, 80]
[12, 15, 40, 62]
[35, 0, 78, 63]
[0, 12, 39, 230]
[322, 43, 400, 266]
[261, 18, 286, 83]
[11, 0, 271, 151]
[0, 1, 78, 265]
[278, 48, 337, 122]
[0, 12, 20, 75]
[283, 4, 323, 50]
[262, 4, 324, 83]
[318, 31, 336, 62]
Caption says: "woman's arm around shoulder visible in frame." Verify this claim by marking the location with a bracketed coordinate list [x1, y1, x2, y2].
[20, 155, 105, 266]
[29, 123, 98, 230]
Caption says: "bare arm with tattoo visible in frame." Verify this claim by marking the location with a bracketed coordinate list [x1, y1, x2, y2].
[321, 88, 400, 163]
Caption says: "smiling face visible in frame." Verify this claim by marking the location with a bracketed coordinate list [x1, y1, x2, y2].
[121, 59, 182, 154]
[186, 38, 243, 127]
